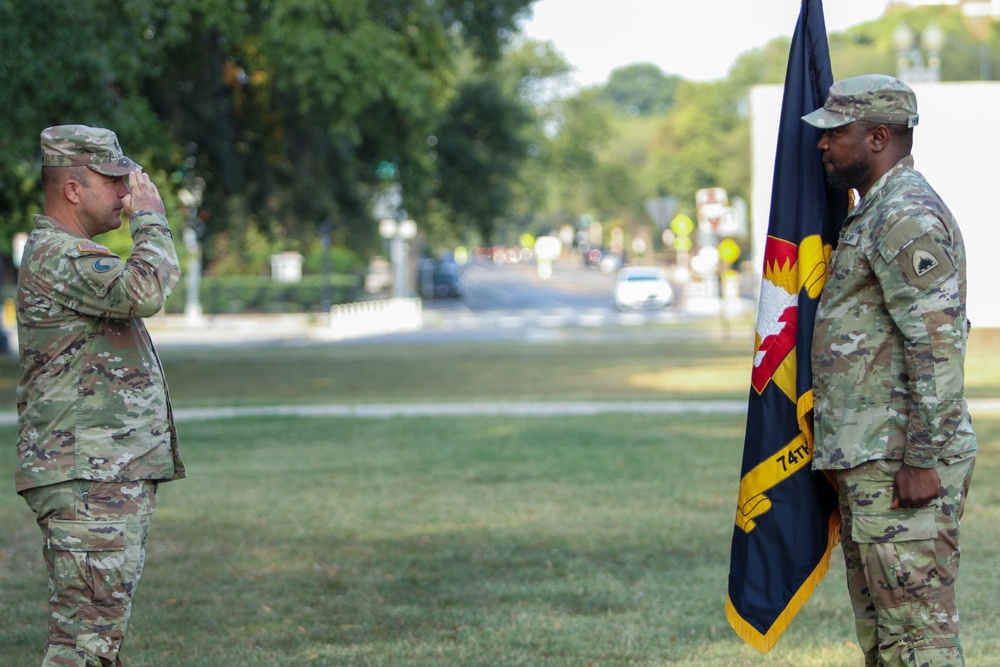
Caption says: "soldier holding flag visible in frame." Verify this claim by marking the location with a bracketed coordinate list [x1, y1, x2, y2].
[804, 75, 977, 666]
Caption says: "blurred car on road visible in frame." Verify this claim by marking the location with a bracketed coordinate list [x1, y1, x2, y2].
[613, 266, 673, 310]
[419, 259, 464, 299]
[583, 246, 624, 273]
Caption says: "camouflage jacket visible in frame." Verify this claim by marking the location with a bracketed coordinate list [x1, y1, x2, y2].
[15, 212, 186, 492]
[811, 156, 976, 470]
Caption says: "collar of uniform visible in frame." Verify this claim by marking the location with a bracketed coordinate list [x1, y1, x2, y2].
[33, 213, 86, 238]
[33, 214, 58, 229]
[851, 155, 915, 218]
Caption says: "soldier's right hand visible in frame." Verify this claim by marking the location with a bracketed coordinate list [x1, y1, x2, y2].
[123, 168, 167, 218]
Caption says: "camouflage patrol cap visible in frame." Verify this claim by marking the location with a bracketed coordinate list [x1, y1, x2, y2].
[40, 124, 141, 176]
[802, 74, 919, 129]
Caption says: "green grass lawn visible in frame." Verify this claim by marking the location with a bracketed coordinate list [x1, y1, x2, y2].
[3, 323, 1000, 409]
[1, 324, 999, 666]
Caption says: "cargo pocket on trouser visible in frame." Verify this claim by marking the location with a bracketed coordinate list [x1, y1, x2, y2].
[45, 518, 129, 663]
[852, 509, 960, 666]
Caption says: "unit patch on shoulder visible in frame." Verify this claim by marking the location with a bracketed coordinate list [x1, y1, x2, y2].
[898, 235, 953, 291]
[912, 249, 939, 277]
[92, 257, 117, 273]
[77, 242, 112, 255]
[76, 253, 123, 295]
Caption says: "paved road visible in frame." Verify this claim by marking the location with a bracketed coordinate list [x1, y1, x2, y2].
[1, 257, 752, 348]
[134, 257, 753, 347]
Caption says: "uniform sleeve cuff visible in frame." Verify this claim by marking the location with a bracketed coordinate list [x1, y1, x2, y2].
[128, 210, 170, 232]
[902, 450, 938, 469]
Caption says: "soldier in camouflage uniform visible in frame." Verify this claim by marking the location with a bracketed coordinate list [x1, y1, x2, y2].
[15, 125, 185, 666]
[803, 76, 977, 666]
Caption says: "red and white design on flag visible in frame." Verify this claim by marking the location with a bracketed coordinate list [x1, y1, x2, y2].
[752, 237, 799, 397]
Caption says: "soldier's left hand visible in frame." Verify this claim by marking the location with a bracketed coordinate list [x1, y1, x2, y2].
[891, 463, 941, 509]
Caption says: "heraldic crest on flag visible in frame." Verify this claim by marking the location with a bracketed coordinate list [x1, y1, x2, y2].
[751, 235, 830, 402]
[726, 0, 846, 653]
[736, 235, 832, 535]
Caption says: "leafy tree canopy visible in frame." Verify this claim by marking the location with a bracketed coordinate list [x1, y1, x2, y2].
[597, 63, 682, 116]
[524, 3, 999, 252]
[0, 0, 538, 267]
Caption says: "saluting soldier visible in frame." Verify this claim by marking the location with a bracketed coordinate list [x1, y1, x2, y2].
[804, 75, 977, 667]
[15, 125, 185, 666]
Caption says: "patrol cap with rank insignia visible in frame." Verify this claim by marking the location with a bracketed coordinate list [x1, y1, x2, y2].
[40, 124, 142, 177]
[801, 74, 919, 129]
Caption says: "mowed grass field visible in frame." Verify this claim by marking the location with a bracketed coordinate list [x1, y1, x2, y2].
[1, 324, 999, 666]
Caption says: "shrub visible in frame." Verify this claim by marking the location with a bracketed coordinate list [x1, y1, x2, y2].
[164, 274, 361, 314]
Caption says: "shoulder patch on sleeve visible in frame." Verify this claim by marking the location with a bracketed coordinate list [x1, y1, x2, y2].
[897, 234, 955, 291]
[74, 254, 124, 296]
[878, 216, 926, 262]
[76, 242, 112, 255]
[912, 249, 939, 276]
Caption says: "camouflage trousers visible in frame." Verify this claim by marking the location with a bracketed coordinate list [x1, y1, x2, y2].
[22, 480, 157, 667]
[835, 456, 974, 667]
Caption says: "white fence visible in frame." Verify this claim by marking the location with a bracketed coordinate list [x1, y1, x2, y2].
[328, 298, 422, 340]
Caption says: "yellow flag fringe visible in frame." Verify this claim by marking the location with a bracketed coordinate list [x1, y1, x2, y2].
[726, 388, 842, 653]
[724, 508, 840, 653]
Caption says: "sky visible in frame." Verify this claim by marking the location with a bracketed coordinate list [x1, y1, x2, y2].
[519, 0, 950, 86]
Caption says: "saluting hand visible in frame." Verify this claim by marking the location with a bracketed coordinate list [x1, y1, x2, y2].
[123, 168, 167, 217]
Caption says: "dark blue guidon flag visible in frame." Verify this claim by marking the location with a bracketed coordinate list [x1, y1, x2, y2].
[726, 0, 848, 653]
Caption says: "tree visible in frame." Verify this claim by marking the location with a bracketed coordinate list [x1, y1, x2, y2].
[527, 2, 1000, 257]
[0, 0, 171, 243]
[645, 80, 748, 207]
[434, 78, 533, 242]
[597, 63, 682, 116]
[0, 0, 539, 269]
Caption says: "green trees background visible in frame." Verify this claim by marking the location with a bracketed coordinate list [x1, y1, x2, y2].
[1, 1, 997, 279]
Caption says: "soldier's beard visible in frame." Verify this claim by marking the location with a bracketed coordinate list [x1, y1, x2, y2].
[825, 155, 870, 191]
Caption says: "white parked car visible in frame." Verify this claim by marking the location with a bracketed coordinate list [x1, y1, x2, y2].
[614, 266, 673, 310]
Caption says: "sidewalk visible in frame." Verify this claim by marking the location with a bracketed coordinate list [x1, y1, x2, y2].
[5, 398, 1000, 427]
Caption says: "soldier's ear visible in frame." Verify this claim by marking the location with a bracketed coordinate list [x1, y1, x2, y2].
[868, 125, 890, 153]
[63, 177, 84, 204]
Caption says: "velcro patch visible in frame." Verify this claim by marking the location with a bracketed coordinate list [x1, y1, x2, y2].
[879, 217, 924, 260]
[77, 241, 112, 255]
[898, 235, 953, 291]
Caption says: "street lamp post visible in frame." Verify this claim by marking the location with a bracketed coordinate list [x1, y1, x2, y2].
[379, 215, 417, 299]
[895, 22, 945, 83]
[320, 218, 332, 311]
[177, 179, 205, 324]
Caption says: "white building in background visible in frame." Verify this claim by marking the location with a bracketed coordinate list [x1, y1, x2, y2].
[887, 0, 1000, 17]
[750, 82, 1000, 328]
